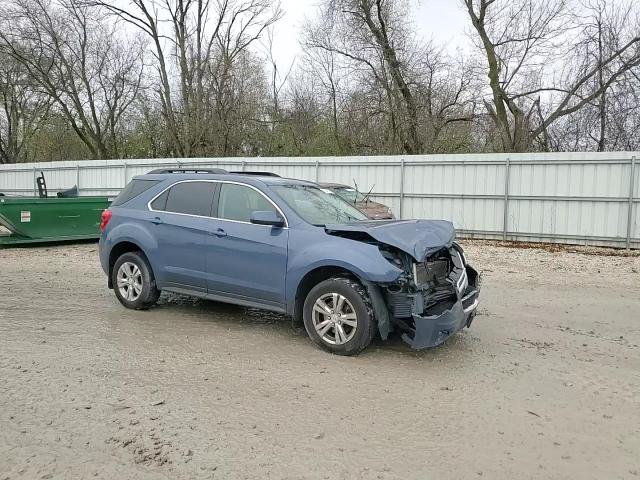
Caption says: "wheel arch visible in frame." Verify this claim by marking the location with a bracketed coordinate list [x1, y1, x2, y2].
[292, 265, 362, 323]
[107, 241, 151, 289]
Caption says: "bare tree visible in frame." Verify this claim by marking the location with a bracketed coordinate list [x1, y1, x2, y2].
[263, 27, 295, 120]
[462, 0, 640, 152]
[89, 0, 281, 157]
[304, 0, 424, 154]
[0, 55, 52, 163]
[605, 69, 640, 150]
[2, 0, 638, 162]
[304, 0, 479, 155]
[414, 50, 478, 152]
[0, 0, 145, 159]
[563, 0, 638, 151]
[298, 43, 348, 152]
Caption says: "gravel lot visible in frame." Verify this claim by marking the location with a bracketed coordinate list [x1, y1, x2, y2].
[1, 241, 639, 480]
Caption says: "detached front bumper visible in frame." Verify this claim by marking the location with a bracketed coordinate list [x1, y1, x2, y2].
[401, 265, 480, 349]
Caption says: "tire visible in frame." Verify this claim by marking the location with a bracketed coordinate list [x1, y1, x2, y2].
[302, 277, 376, 356]
[112, 251, 160, 310]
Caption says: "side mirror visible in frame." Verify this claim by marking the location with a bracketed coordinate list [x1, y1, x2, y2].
[250, 210, 285, 228]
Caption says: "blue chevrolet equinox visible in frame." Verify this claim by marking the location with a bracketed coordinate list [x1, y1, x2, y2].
[99, 169, 480, 355]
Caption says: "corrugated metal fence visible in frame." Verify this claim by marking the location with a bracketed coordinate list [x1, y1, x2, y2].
[1, 153, 638, 248]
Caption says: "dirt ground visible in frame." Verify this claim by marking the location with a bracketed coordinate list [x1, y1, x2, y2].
[1, 241, 639, 480]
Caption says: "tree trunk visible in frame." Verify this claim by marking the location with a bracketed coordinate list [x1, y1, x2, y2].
[360, 0, 422, 154]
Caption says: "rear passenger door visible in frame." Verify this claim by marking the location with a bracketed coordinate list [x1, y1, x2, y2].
[149, 181, 217, 293]
[206, 182, 288, 309]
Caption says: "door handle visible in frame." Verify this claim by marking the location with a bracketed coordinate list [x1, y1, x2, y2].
[212, 228, 227, 237]
[151, 216, 163, 225]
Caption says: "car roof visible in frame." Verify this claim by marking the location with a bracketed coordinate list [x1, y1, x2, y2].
[135, 171, 318, 188]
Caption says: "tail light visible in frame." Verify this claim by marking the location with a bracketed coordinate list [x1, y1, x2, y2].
[100, 209, 112, 231]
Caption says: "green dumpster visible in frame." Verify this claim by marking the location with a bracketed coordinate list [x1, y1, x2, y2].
[0, 196, 110, 247]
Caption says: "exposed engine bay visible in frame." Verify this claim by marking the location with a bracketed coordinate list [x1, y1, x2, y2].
[377, 242, 481, 348]
[380, 243, 477, 311]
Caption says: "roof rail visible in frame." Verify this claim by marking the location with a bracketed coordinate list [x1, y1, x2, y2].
[228, 171, 281, 177]
[147, 168, 228, 175]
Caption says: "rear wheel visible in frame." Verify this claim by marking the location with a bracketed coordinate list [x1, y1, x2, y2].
[303, 277, 376, 355]
[112, 251, 160, 310]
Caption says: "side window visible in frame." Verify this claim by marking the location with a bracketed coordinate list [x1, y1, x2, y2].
[154, 181, 216, 217]
[217, 183, 277, 223]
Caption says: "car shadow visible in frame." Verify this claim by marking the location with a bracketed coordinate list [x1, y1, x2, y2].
[154, 292, 478, 360]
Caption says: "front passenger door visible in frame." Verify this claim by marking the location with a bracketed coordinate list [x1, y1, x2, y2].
[206, 183, 288, 309]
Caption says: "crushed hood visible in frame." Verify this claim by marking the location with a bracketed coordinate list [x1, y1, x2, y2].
[325, 219, 455, 261]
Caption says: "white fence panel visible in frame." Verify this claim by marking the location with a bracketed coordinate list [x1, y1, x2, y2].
[1, 152, 638, 248]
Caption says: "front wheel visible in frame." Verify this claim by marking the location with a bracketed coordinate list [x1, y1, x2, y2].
[302, 277, 376, 355]
[112, 251, 160, 310]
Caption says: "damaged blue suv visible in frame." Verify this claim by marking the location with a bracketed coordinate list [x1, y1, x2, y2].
[99, 169, 480, 355]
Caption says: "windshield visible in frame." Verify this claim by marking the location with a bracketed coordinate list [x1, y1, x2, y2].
[333, 187, 366, 203]
[273, 185, 368, 225]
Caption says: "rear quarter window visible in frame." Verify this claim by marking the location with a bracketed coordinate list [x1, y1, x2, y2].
[150, 190, 169, 211]
[111, 179, 160, 206]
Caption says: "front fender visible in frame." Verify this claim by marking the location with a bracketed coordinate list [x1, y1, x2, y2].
[285, 229, 403, 311]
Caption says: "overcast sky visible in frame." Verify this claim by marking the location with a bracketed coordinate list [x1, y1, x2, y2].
[270, 0, 471, 69]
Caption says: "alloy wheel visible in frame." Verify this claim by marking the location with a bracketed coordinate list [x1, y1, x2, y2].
[312, 292, 358, 345]
[117, 262, 143, 302]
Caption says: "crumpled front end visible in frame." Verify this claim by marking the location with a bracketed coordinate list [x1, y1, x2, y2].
[378, 243, 481, 349]
[402, 264, 479, 349]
